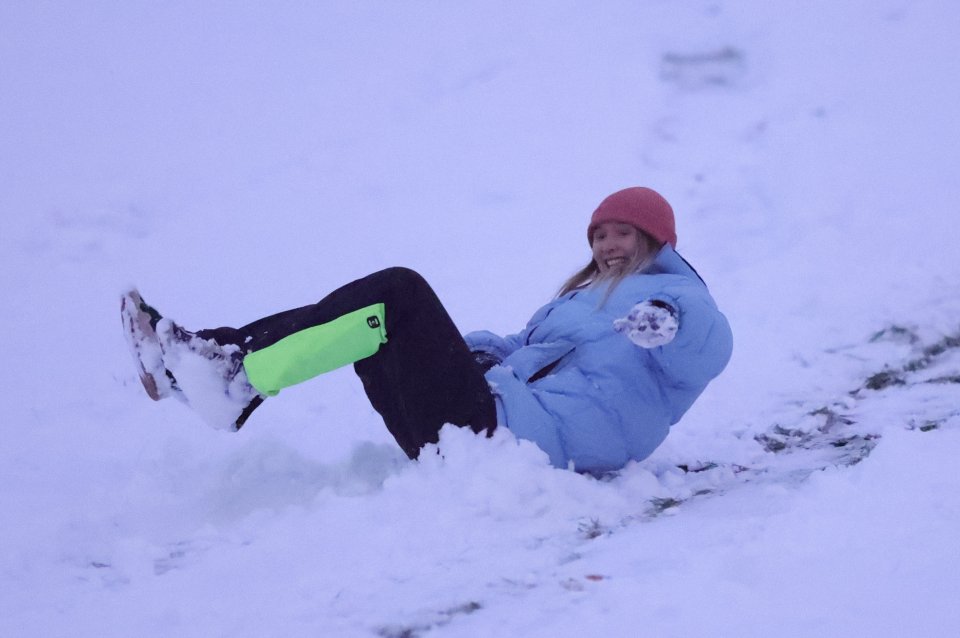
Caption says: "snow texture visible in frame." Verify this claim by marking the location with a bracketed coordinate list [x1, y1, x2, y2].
[2, 1, 959, 636]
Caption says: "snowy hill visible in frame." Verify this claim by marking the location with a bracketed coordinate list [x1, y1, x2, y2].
[2, 2, 959, 636]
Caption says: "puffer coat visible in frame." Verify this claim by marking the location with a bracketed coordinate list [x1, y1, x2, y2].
[464, 245, 732, 473]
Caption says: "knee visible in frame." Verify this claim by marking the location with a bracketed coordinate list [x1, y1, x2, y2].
[377, 266, 430, 291]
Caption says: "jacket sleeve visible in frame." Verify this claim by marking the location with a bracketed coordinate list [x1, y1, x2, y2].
[462, 330, 523, 360]
[642, 285, 733, 388]
[463, 297, 563, 359]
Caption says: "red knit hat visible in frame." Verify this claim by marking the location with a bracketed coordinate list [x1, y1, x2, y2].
[587, 187, 677, 248]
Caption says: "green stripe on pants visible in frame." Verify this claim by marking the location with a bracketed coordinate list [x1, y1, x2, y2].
[243, 303, 387, 396]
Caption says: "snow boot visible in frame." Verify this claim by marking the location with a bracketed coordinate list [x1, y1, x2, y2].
[155, 317, 266, 431]
[121, 288, 264, 430]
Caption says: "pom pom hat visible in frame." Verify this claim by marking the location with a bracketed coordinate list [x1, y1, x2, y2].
[588, 187, 677, 248]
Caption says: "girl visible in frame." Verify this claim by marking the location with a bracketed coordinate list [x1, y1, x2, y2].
[122, 187, 732, 474]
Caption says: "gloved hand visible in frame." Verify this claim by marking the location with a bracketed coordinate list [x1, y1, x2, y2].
[613, 299, 679, 348]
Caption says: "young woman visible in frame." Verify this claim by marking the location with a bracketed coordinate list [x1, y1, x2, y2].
[122, 187, 732, 474]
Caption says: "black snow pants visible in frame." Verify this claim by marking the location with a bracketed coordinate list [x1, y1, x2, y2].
[198, 267, 497, 458]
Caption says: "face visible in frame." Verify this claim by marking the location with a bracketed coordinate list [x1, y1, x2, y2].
[591, 222, 648, 274]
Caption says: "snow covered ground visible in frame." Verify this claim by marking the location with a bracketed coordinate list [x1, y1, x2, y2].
[2, 1, 959, 636]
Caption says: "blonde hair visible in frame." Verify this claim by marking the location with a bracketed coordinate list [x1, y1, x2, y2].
[557, 228, 660, 302]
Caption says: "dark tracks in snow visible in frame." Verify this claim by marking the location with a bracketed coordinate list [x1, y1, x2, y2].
[634, 324, 960, 522]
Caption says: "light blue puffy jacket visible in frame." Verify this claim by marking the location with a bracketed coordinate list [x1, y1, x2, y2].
[464, 245, 733, 474]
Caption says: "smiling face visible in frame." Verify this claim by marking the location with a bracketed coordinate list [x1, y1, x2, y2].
[591, 222, 652, 274]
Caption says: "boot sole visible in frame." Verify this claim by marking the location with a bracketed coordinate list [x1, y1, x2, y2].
[120, 289, 178, 401]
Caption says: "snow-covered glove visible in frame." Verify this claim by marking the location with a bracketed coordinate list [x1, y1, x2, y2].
[613, 300, 679, 348]
[471, 350, 502, 373]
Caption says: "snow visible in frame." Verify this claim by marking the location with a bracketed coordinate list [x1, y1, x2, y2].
[2, 1, 959, 636]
